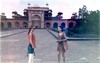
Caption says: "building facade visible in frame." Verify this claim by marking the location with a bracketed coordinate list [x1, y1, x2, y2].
[0, 5, 76, 29]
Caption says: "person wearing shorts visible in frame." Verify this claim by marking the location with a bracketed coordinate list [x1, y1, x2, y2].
[28, 26, 36, 63]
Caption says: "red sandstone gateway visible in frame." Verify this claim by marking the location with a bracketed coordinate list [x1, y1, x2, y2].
[0, 5, 76, 29]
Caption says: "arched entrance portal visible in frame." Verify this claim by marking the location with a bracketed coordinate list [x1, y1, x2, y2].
[32, 15, 41, 28]
[7, 22, 12, 28]
[15, 22, 20, 28]
[23, 22, 28, 28]
[46, 22, 51, 28]
[61, 22, 65, 28]
[53, 22, 58, 28]
[1, 22, 4, 28]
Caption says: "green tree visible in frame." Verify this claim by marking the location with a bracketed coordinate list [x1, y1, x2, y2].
[85, 10, 100, 34]
[73, 5, 100, 36]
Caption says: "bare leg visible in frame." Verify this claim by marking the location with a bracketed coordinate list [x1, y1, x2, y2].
[28, 54, 34, 63]
[62, 52, 65, 63]
[57, 51, 61, 63]
[32, 54, 35, 63]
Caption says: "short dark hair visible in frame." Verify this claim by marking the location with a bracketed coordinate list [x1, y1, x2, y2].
[28, 26, 33, 35]
[58, 26, 64, 32]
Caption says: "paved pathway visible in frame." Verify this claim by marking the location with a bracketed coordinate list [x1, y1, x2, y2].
[0, 29, 27, 38]
[0, 29, 100, 63]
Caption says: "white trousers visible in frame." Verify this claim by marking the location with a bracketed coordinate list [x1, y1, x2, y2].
[28, 54, 35, 63]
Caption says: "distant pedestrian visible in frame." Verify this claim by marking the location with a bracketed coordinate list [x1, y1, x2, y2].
[57, 26, 68, 63]
[28, 26, 36, 63]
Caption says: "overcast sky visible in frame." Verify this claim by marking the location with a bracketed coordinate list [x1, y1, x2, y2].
[0, 0, 100, 19]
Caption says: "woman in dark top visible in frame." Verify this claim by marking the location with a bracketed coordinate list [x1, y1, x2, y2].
[57, 26, 68, 63]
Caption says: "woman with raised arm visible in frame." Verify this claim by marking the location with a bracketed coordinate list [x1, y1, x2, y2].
[57, 26, 68, 63]
[28, 26, 36, 63]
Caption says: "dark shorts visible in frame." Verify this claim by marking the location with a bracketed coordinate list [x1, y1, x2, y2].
[28, 44, 34, 53]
